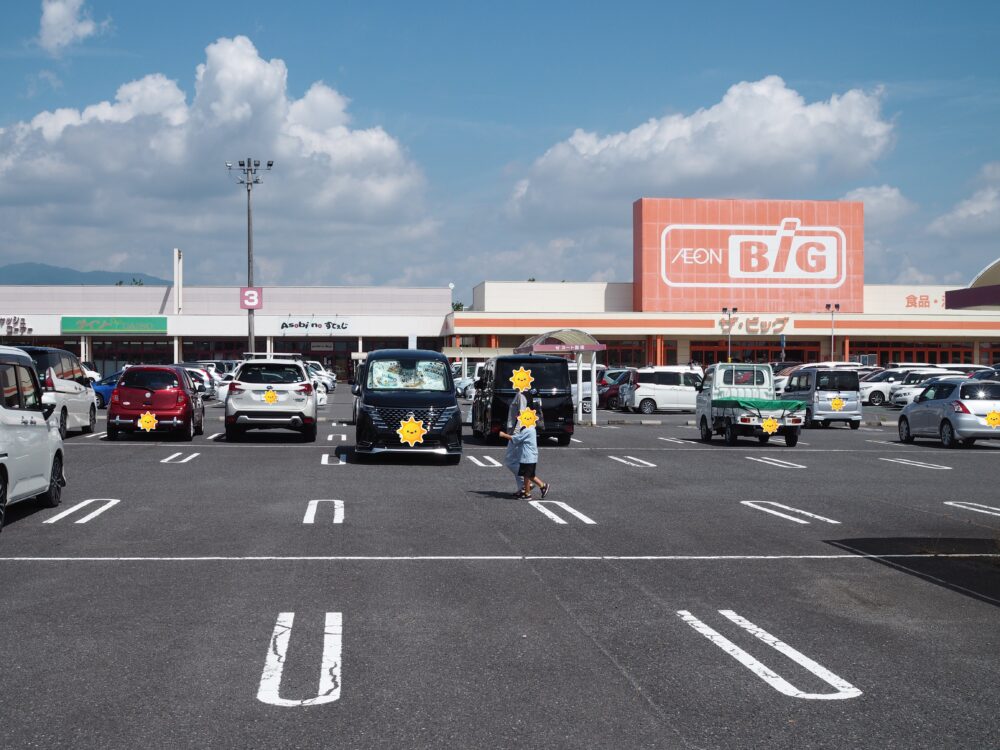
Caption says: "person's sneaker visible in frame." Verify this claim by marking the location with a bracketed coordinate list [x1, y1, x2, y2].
[540, 482, 551, 498]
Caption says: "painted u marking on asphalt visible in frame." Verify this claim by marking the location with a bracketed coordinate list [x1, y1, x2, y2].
[44, 498, 120, 524]
[321, 453, 346, 466]
[677, 609, 861, 700]
[467, 455, 502, 468]
[303, 499, 344, 524]
[528, 500, 596, 525]
[257, 612, 342, 707]
[161, 452, 199, 464]
[746, 456, 805, 469]
[944, 501, 1000, 518]
[741, 501, 840, 525]
[879, 457, 951, 470]
[84, 431, 107, 439]
[609, 455, 657, 468]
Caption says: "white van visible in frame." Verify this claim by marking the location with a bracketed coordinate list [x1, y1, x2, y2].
[1, 346, 66, 527]
[620, 365, 703, 414]
[16, 346, 97, 438]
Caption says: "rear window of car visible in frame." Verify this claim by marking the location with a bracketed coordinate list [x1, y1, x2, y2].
[121, 369, 179, 390]
[238, 364, 305, 384]
[722, 367, 767, 385]
[367, 359, 449, 391]
[815, 371, 860, 391]
[495, 361, 568, 391]
[960, 383, 1000, 400]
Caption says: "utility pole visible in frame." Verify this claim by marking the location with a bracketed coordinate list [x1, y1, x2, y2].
[227, 157, 273, 355]
[825, 303, 840, 360]
[722, 306, 738, 363]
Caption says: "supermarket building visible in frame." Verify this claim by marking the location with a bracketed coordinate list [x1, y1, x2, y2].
[2, 198, 1000, 374]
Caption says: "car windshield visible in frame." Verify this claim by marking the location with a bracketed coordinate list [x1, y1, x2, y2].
[367, 359, 450, 391]
[121, 369, 179, 390]
[815, 371, 860, 391]
[496, 361, 570, 391]
[238, 364, 305, 384]
[959, 383, 1000, 400]
[606, 370, 630, 384]
[903, 371, 937, 385]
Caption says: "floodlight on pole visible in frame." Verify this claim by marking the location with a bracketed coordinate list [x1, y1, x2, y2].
[825, 303, 840, 358]
[227, 157, 274, 355]
[722, 306, 738, 363]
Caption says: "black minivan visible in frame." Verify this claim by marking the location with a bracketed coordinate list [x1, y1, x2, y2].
[472, 354, 574, 445]
[352, 349, 462, 463]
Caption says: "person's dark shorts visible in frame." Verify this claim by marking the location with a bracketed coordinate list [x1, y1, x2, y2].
[517, 463, 537, 477]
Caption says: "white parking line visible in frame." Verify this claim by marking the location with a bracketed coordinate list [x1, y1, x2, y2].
[746, 457, 805, 469]
[609, 455, 657, 468]
[879, 457, 951, 470]
[4, 553, 998, 562]
[741, 501, 840, 525]
[257, 612, 342, 707]
[44, 498, 120, 524]
[657, 437, 687, 444]
[944, 501, 1000, 518]
[84, 431, 107, 439]
[467, 455, 502, 468]
[677, 609, 862, 700]
[866, 439, 906, 447]
[303, 499, 344, 524]
[570, 438, 583, 444]
[206, 432, 222, 441]
[160, 452, 200, 464]
[320, 453, 346, 466]
[528, 500, 597, 525]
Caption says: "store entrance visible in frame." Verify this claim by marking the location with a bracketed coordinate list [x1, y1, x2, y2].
[690, 340, 821, 365]
[849, 342, 974, 366]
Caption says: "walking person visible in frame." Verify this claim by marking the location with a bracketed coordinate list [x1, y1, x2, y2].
[500, 420, 550, 499]
[500, 389, 528, 495]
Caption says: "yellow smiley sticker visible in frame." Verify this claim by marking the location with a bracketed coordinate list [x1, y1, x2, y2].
[397, 415, 428, 447]
[830, 397, 845, 412]
[761, 417, 779, 435]
[137, 411, 158, 432]
[986, 410, 1000, 429]
[517, 407, 539, 429]
[263, 389, 278, 404]
[509, 366, 534, 392]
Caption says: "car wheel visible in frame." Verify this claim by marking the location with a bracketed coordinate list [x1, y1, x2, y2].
[785, 431, 799, 447]
[0, 470, 7, 534]
[940, 420, 958, 449]
[225, 425, 243, 442]
[898, 417, 913, 444]
[107, 426, 120, 441]
[82, 405, 96, 434]
[821, 420, 831, 429]
[95, 393, 105, 409]
[639, 399, 656, 415]
[805, 409, 814, 429]
[181, 417, 195, 442]
[59, 409, 68, 439]
[724, 422, 738, 446]
[302, 423, 318, 442]
[582, 398, 592, 415]
[758, 434, 771, 444]
[850, 421, 860, 430]
[556, 434, 571, 446]
[869, 391, 885, 406]
[194, 410, 204, 436]
[37, 455, 63, 508]
[699, 418, 713, 443]
[608, 396, 619, 410]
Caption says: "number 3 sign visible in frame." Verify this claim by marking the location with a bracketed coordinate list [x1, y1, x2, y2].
[240, 287, 263, 310]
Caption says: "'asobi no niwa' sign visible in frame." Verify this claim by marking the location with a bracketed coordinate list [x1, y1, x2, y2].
[633, 198, 864, 313]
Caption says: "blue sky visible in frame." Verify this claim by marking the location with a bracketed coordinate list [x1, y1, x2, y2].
[1, 1, 998, 299]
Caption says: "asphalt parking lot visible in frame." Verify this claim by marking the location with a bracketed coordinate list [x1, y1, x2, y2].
[2, 390, 999, 749]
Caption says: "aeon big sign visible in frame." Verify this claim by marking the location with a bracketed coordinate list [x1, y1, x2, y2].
[633, 198, 863, 313]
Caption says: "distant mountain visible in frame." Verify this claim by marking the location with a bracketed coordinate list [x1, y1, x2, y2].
[0, 262, 169, 286]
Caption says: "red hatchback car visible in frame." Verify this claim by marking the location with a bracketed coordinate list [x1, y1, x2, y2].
[107, 365, 205, 441]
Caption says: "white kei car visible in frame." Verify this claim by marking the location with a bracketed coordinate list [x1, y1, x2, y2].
[0, 347, 66, 529]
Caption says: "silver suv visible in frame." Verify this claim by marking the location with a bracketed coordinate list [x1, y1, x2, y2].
[225, 359, 318, 441]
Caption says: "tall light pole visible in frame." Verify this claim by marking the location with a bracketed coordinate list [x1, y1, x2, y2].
[227, 157, 273, 355]
[722, 306, 738, 363]
[825, 303, 840, 360]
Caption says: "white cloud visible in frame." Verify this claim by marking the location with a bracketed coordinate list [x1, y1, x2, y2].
[38, 0, 108, 55]
[509, 76, 894, 227]
[840, 185, 915, 228]
[928, 164, 1000, 236]
[0, 36, 430, 285]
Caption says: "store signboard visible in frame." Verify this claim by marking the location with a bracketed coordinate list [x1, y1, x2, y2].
[61, 316, 168, 334]
[633, 198, 864, 313]
[277, 319, 350, 334]
[1, 316, 34, 335]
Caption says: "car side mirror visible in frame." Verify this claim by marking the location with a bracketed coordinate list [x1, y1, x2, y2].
[197, 384, 206, 393]
[351, 383, 361, 396]
[42, 403, 56, 420]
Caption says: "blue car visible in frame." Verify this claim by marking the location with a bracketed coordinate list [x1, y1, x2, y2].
[93, 370, 123, 409]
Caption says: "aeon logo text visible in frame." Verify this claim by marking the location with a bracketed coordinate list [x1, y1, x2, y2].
[660, 218, 847, 289]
